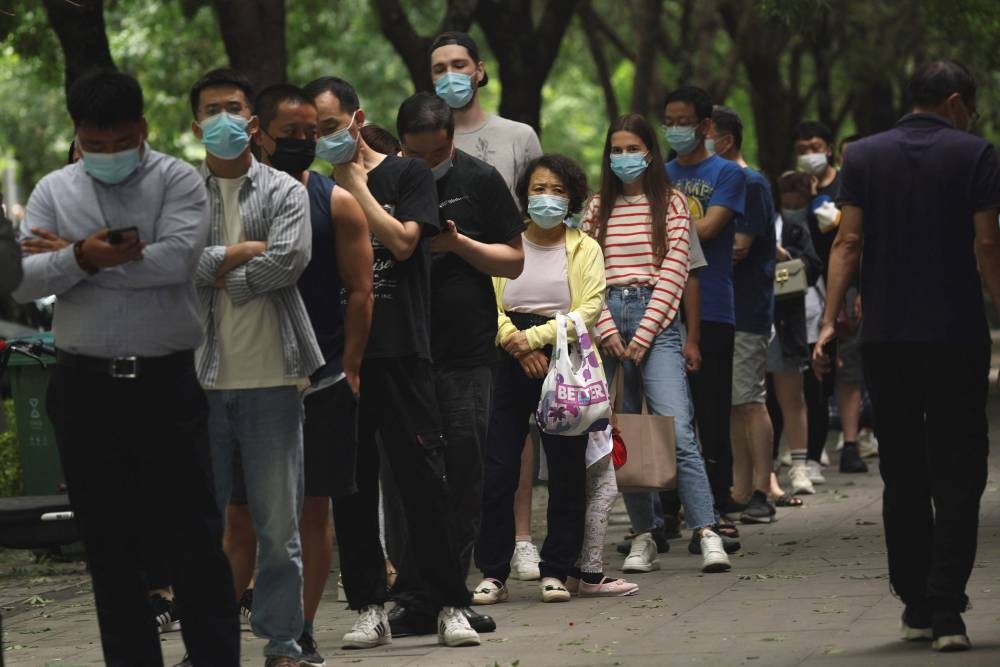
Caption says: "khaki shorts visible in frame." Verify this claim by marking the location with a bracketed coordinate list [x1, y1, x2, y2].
[732, 331, 770, 405]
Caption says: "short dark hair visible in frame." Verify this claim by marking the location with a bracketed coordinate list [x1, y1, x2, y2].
[663, 85, 713, 121]
[711, 105, 743, 150]
[516, 154, 589, 216]
[360, 124, 401, 155]
[396, 92, 455, 141]
[777, 171, 812, 199]
[793, 121, 833, 146]
[302, 76, 361, 114]
[189, 68, 254, 117]
[254, 84, 315, 133]
[430, 31, 489, 86]
[908, 58, 976, 108]
[67, 69, 143, 128]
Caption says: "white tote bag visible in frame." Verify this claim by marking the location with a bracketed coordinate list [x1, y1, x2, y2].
[535, 312, 612, 436]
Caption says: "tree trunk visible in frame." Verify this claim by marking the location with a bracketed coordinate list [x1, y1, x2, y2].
[629, 0, 664, 117]
[476, 0, 582, 132]
[42, 0, 116, 95]
[579, 8, 618, 123]
[210, 0, 287, 93]
[371, 0, 479, 93]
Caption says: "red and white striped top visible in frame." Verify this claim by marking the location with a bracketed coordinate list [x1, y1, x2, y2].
[582, 192, 692, 348]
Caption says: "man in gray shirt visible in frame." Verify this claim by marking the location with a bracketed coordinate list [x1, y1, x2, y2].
[12, 70, 239, 666]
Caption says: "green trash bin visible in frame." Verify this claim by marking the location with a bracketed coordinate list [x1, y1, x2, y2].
[7, 332, 63, 496]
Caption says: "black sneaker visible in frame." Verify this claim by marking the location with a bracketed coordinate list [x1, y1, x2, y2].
[461, 607, 496, 633]
[171, 655, 192, 667]
[239, 588, 253, 624]
[150, 593, 180, 633]
[688, 529, 741, 555]
[932, 610, 970, 652]
[901, 603, 932, 641]
[739, 490, 776, 524]
[839, 444, 869, 473]
[718, 496, 749, 519]
[616, 527, 670, 555]
[298, 630, 326, 667]
[387, 603, 436, 637]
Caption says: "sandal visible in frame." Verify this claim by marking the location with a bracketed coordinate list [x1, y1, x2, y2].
[772, 493, 804, 508]
[716, 516, 741, 539]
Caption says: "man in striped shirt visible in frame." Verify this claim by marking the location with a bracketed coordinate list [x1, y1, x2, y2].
[189, 69, 322, 666]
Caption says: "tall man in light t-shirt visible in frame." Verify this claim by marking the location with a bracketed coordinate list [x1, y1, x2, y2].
[189, 68, 323, 665]
[428, 30, 545, 580]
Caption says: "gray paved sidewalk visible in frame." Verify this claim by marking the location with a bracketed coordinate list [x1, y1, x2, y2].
[3, 402, 1000, 666]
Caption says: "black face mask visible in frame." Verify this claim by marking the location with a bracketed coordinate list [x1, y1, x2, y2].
[266, 136, 316, 175]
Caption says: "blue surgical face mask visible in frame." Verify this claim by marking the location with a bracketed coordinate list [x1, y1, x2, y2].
[81, 147, 142, 185]
[316, 111, 358, 165]
[527, 194, 570, 229]
[664, 125, 699, 155]
[199, 112, 251, 160]
[609, 152, 649, 184]
[781, 207, 808, 225]
[434, 72, 475, 109]
[431, 157, 453, 181]
[704, 138, 716, 155]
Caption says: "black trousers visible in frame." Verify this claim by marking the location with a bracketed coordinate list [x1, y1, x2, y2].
[46, 355, 239, 667]
[387, 364, 493, 615]
[331, 357, 471, 612]
[804, 343, 834, 462]
[862, 342, 990, 612]
[688, 321, 735, 508]
[475, 351, 587, 583]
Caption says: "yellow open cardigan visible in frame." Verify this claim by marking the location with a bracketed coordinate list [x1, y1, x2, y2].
[493, 226, 606, 350]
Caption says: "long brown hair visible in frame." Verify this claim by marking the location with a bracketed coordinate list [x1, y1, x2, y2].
[594, 113, 673, 261]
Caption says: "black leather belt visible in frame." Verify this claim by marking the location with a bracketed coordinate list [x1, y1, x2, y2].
[56, 349, 194, 379]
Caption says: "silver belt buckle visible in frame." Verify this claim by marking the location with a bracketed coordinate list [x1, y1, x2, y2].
[110, 356, 139, 379]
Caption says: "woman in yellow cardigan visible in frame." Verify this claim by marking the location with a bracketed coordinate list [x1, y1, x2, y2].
[471, 154, 627, 605]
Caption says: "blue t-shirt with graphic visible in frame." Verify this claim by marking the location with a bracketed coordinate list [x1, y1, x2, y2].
[734, 167, 776, 335]
[666, 154, 746, 325]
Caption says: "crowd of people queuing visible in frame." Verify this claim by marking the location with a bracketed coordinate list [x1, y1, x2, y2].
[4, 28, 998, 666]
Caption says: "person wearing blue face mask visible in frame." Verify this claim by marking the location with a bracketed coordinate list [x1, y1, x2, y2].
[429, 32, 541, 206]
[303, 76, 484, 650]
[13, 69, 239, 667]
[429, 30, 544, 581]
[188, 68, 321, 667]
[584, 112, 731, 576]
[663, 86, 746, 529]
[388, 90, 523, 635]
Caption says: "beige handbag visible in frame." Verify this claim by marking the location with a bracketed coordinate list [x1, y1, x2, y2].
[610, 370, 677, 492]
[774, 258, 807, 300]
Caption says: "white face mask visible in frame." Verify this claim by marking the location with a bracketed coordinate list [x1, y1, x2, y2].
[797, 152, 829, 176]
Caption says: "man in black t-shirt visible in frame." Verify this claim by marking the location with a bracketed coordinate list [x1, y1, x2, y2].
[388, 92, 524, 633]
[304, 76, 482, 649]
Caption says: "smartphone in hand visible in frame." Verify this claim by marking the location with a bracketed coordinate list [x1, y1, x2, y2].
[108, 226, 139, 245]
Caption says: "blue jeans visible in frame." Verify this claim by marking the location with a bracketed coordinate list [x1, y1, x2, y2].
[206, 386, 304, 659]
[601, 286, 716, 532]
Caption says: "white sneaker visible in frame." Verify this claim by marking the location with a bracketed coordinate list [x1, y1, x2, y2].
[859, 428, 879, 458]
[819, 448, 831, 467]
[806, 460, 826, 485]
[342, 605, 391, 649]
[510, 540, 541, 580]
[835, 433, 845, 451]
[437, 606, 480, 647]
[540, 577, 571, 602]
[471, 578, 508, 605]
[622, 531, 660, 573]
[789, 464, 816, 495]
[699, 528, 732, 573]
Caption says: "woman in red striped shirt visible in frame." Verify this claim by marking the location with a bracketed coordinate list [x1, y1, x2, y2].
[583, 113, 730, 574]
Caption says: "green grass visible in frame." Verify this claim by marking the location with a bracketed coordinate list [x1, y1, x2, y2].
[0, 399, 24, 496]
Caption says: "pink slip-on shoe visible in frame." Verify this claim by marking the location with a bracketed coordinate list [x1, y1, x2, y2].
[578, 576, 639, 597]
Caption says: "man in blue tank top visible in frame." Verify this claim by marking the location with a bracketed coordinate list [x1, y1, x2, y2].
[225, 84, 374, 667]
